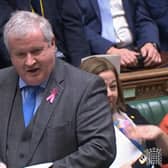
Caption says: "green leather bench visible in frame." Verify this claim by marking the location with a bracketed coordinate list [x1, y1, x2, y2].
[127, 96, 168, 125]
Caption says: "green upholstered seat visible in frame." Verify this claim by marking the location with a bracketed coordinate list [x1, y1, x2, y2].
[128, 96, 168, 125]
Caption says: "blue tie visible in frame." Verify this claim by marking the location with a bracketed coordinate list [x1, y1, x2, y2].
[23, 86, 38, 127]
[97, 0, 116, 43]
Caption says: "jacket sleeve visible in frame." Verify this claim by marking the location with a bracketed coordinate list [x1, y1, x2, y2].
[84, 26, 115, 54]
[78, 0, 115, 54]
[135, 0, 160, 49]
[53, 76, 116, 168]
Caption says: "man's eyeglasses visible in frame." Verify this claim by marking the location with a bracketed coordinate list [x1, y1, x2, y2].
[30, 0, 45, 16]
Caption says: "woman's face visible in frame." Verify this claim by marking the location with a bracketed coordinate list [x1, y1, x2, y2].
[99, 70, 118, 109]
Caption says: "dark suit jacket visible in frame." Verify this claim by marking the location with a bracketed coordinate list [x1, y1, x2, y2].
[78, 0, 136, 54]
[0, 0, 90, 67]
[135, 0, 168, 51]
[0, 59, 116, 168]
[125, 105, 149, 125]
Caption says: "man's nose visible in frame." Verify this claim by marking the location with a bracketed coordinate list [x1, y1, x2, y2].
[25, 53, 36, 65]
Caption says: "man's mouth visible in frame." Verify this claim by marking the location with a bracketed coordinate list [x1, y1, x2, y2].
[27, 68, 39, 73]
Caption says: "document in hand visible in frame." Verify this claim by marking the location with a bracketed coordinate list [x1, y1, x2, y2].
[25, 162, 53, 168]
[109, 126, 142, 168]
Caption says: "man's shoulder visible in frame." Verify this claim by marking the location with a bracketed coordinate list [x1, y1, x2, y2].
[0, 66, 15, 82]
[56, 59, 104, 90]
[54, 60, 106, 102]
[63, 60, 102, 82]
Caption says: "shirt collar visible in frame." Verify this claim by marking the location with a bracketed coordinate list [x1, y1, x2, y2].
[19, 78, 48, 89]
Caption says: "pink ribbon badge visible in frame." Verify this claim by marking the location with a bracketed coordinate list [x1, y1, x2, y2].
[46, 88, 58, 103]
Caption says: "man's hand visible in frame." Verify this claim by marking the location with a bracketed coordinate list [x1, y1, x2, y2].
[140, 42, 161, 67]
[107, 47, 139, 67]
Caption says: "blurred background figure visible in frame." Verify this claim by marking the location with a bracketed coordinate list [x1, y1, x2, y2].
[78, 0, 161, 70]
[0, 0, 90, 68]
[80, 57, 168, 168]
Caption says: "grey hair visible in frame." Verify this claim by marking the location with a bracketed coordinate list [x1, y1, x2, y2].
[3, 10, 55, 51]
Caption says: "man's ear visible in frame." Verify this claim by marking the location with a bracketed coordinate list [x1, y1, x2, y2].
[51, 37, 56, 46]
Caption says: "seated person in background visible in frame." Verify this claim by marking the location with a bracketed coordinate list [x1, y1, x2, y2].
[78, 0, 161, 69]
[0, 0, 90, 67]
[80, 57, 168, 168]
[0, 11, 116, 168]
[136, 0, 168, 55]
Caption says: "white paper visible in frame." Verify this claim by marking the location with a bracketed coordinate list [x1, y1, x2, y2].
[109, 126, 142, 168]
[81, 54, 121, 74]
[25, 162, 53, 168]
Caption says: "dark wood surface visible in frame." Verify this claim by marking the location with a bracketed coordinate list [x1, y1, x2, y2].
[121, 52, 168, 72]
[120, 52, 168, 100]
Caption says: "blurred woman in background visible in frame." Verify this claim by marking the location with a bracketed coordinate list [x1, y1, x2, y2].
[80, 57, 168, 168]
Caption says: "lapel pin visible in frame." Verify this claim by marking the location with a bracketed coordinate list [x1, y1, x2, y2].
[46, 88, 58, 104]
[130, 115, 135, 119]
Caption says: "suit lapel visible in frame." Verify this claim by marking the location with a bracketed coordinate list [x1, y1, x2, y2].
[91, 0, 101, 19]
[27, 60, 65, 162]
[123, 0, 135, 36]
[123, 0, 131, 25]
